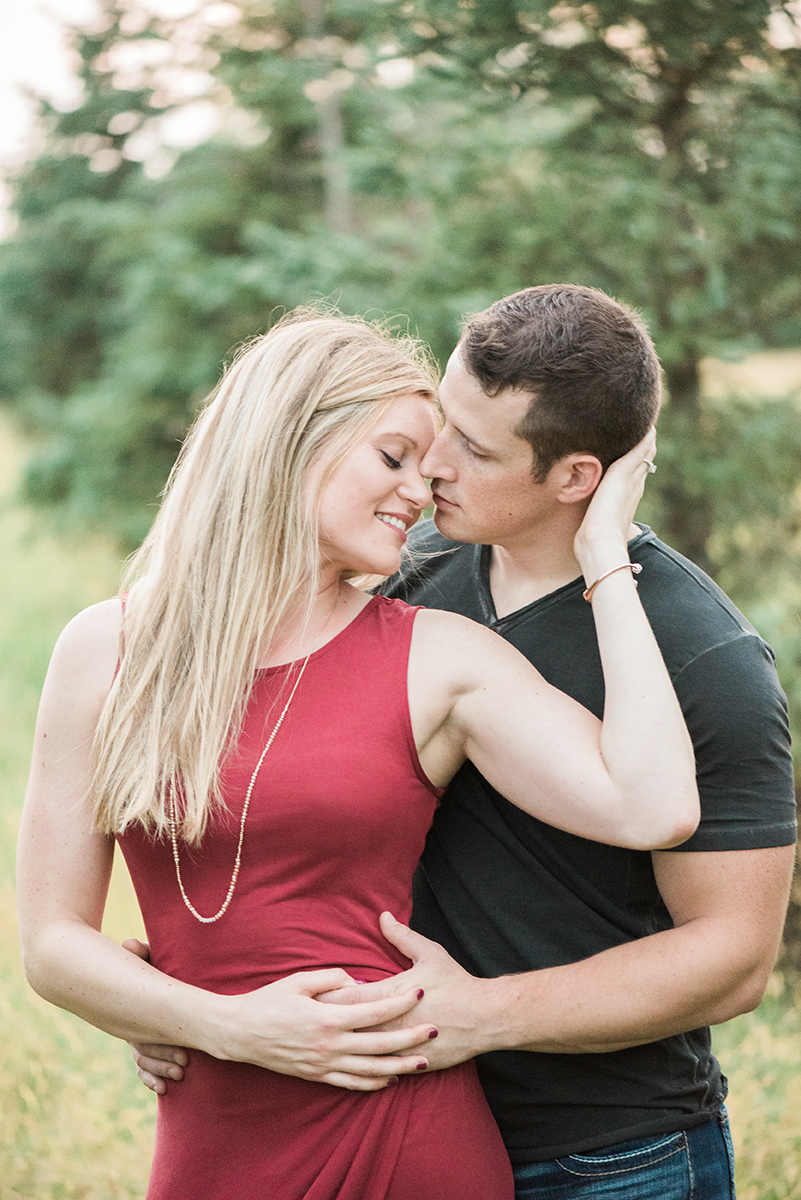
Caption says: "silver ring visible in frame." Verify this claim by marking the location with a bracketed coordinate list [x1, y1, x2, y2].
[643, 459, 657, 474]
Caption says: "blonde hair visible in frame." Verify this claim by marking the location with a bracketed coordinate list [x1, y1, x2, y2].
[91, 309, 438, 843]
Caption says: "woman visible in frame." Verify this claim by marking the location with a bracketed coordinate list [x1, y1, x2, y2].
[17, 311, 697, 1200]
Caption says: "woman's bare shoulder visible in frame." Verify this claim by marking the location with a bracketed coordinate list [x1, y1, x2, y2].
[58, 596, 123, 649]
[412, 606, 517, 650]
[413, 606, 488, 638]
[47, 598, 124, 695]
[411, 606, 528, 681]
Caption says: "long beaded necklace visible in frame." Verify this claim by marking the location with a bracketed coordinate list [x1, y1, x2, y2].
[168, 652, 313, 924]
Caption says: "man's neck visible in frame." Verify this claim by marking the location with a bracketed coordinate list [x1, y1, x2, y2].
[487, 521, 642, 620]
[488, 538, 582, 619]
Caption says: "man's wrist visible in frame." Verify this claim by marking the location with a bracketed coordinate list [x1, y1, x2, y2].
[465, 973, 532, 1056]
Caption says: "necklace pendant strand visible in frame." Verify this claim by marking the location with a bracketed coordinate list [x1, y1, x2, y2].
[169, 653, 312, 923]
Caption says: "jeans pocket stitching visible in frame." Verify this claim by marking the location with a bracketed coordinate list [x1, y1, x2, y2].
[557, 1141, 686, 1179]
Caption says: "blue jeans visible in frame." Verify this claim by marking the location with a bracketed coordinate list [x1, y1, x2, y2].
[512, 1107, 736, 1199]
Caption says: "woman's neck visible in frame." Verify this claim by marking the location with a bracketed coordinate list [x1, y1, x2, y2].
[255, 578, 370, 668]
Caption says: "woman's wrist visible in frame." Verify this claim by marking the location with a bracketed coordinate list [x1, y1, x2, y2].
[574, 538, 630, 585]
[582, 562, 642, 603]
[167, 985, 234, 1062]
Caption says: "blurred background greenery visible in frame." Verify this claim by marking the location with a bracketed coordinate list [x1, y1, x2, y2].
[2, 0, 801, 1195]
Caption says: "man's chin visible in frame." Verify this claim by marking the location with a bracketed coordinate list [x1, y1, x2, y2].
[432, 506, 453, 533]
[432, 506, 479, 545]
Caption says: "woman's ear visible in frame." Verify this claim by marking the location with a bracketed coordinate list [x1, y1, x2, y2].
[554, 454, 604, 505]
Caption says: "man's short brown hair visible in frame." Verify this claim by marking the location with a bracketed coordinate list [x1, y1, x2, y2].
[461, 284, 662, 480]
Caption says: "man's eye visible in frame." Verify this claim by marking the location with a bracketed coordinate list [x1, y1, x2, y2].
[381, 451, 402, 469]
[458, 431, 486, 459]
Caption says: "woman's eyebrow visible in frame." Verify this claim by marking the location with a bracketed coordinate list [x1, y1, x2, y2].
[378, 432, 420, 448]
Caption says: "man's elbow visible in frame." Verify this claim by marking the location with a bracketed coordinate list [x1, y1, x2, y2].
[734, 962, 780, 1016]
[711, 960, 779, 1024]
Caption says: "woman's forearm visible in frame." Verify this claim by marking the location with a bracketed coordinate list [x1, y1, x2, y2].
[578, 560, 698, 848]
[22, 915, 436, 1086]
[22, 916, 224, 1050]
[568, 435, 699, 848]
[452, 432, 699, 850]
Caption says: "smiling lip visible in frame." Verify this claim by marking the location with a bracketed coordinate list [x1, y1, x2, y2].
[376, 511, 415, 542]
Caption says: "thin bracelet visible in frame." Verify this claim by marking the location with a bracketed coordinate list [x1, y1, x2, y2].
[582, 562, 642, 602]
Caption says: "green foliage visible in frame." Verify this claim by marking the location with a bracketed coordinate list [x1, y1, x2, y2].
[2, 0, 800, 769]
[0, 0, 535, 542]
[0, 419, 151, 1198]
[3, 1, 800, 545]
[1, 2, 800, 717]
[389, 1, 801, 559]
[1, 2, 800, 743]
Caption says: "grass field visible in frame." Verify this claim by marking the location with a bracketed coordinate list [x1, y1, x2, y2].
[1, 409, 800, 1198]
[0, 418, 154, 1199]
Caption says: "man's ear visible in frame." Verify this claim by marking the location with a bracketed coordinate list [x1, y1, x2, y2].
[553, 453, 604, 505]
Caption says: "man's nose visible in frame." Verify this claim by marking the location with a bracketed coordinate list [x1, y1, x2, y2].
[420, 431, 456, 481]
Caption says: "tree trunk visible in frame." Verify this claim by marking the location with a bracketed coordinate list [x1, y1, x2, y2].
[660, 356, 716, 577]
[299, 0, 353, 233]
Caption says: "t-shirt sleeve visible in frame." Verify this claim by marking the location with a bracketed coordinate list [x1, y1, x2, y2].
[669, 633, 797, 851]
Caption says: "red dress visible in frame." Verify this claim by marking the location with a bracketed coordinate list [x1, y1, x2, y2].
[117, 596, 513, 1200]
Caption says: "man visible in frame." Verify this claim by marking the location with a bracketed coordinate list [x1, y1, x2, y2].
[133, 285, 796, 1197]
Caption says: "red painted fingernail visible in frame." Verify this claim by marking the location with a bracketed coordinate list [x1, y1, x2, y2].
[386, 1076, 399, 1086]
[416, 1060, 428, 1071]
[428, 1028, 438, 1039]
[416, 989, 424, 1000]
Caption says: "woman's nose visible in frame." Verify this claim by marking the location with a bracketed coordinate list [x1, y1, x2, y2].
[399, 468, 432, 509]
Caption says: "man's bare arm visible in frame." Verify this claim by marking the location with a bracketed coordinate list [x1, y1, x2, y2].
[348, 845, 795, 1066]
[130, 844, 794, 1084]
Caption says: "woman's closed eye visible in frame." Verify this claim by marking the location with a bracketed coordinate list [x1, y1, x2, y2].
[381, 451, 403, 469]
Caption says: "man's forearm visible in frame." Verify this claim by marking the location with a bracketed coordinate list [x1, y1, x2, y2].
[472, 921, 766, 1057]
[370, 918, 775, 1068]
[125, 846, 795, 1085]
[378, 846, 794, 1068]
